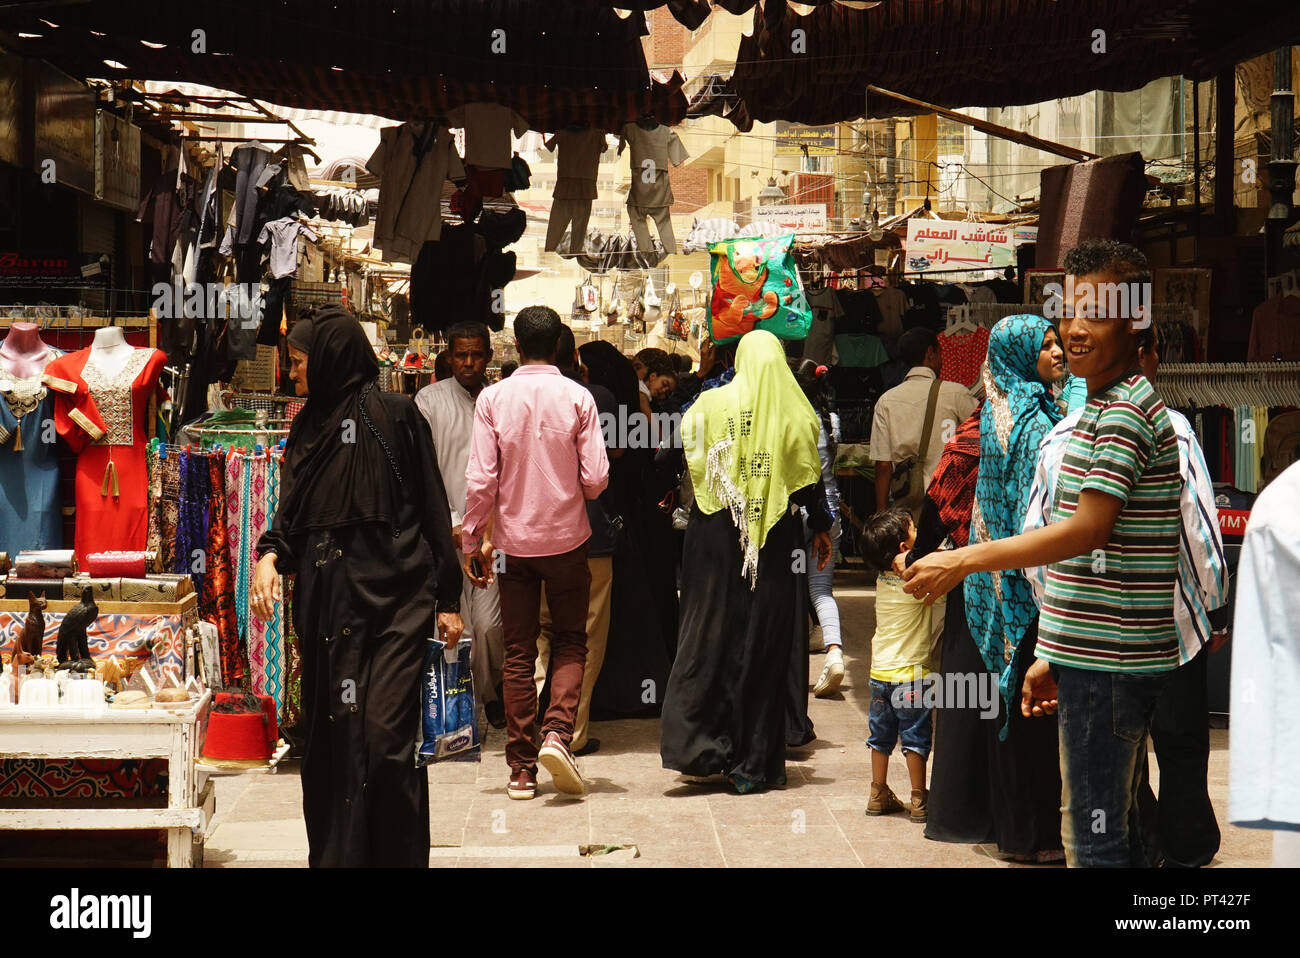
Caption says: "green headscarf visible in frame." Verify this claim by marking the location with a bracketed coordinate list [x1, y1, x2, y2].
[683, 330, 821, 587]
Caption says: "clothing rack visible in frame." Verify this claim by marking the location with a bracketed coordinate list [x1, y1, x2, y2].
[1153, 362, 1300, 408]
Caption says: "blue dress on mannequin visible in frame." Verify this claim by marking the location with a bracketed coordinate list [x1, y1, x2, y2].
[0, 345, 64, 555]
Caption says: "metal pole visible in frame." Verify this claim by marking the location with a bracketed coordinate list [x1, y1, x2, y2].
[1266, 47, 1297, 280]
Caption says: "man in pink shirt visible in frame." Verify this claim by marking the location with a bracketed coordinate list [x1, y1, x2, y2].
[463, 306, 609, 800]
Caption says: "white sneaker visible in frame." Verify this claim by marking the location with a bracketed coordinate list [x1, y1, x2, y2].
[813, 647, 844, 697]
[809, 624, 824, 652]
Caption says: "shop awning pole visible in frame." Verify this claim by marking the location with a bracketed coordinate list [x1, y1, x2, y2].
[865, 86, 1099, 163]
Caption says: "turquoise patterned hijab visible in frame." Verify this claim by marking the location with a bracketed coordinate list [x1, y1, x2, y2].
[966, 315, 1064, 736]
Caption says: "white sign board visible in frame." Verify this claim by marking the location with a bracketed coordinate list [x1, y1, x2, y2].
[905, 220, 1033, 273]
[753, 203, 827, 234]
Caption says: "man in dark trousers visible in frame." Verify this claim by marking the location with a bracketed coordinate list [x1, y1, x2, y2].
[463, 307, 609, 800]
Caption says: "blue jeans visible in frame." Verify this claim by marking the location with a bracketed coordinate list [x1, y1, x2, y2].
[1054, 664, 1171, 867]
[804, 518, 841, 647]
[867, 678, 933, 759]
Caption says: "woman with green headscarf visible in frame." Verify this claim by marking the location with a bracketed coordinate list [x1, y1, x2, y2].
[660, 330, 833, 794]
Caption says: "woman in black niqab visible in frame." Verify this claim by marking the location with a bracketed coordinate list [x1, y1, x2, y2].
[252, 306, 463, 867]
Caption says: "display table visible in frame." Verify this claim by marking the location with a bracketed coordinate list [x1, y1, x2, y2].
[0, 691, 213, 867]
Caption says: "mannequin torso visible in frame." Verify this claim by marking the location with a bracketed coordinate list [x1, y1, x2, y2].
[88, 325, 135, 381]
[0, 323, 54, 380]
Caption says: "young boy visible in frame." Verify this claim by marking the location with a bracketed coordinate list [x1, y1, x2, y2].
[903, 240, 1182, 867]
[861, 508, 933, 822]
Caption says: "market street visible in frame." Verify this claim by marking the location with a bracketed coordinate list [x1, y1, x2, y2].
[202, 570, 1270, 869]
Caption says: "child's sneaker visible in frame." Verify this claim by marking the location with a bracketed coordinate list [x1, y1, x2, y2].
[813, 646, 844, 697]
[910, 788, 928, 823]
[866, 782, 905, 816]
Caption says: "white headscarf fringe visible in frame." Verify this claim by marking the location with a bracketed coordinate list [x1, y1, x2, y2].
[704, 434, 761, 589]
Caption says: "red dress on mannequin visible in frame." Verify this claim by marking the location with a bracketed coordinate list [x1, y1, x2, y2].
[42, 346, 166, 560]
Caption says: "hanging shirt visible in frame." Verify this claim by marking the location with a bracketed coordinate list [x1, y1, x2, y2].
[833, 332, 888, 369]
[1229, 460, 1300, 830]
[620, 123, 688, 208]
[872, 286, 907, 358]
[802, 287, 842, 366]
[257, 217, 318, 279]
[547, 128, 608, 200]
[937, 325, 990, 389]
[367, 122, 465, 264]
[1247, 295, 1300, 361]
[446, 103, 528, 170]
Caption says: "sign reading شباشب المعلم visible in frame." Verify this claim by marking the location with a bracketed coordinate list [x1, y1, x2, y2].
[905, 220, 1037, 272]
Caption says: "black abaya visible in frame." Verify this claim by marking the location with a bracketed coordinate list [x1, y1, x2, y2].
[924, 591, 1062, 856]
[661, 488, 826, 791]
[260, 393, 460, 867]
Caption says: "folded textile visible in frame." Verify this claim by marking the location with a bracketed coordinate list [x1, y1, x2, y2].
[13, 550, 77, 579]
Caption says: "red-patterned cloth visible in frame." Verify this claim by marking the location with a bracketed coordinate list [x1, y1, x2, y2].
[938, 326, 990, 389]
[925, 406, 983, 548]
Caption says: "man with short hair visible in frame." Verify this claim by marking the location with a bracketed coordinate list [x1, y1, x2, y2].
[464, 306, 609, 800]
[904, 239, 1184, 867]
[415, 321, 507, 727]
[532, 324, 618, 756]
[1023, 318, 1229, 867]
[870, 327, 978, 514]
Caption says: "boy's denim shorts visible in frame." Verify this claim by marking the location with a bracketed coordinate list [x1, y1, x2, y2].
[867, 678, 933, 759]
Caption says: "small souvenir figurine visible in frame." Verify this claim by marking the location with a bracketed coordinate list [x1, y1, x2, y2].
[55, 586, 98, 674]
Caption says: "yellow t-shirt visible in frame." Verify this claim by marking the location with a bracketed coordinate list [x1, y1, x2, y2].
[870, 573, 932, 683]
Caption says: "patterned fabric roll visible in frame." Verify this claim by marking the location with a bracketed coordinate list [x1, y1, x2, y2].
[84, 552, 155, 577]
[61, 577, 120, 600]
[160, 453, 182, 572]
[13, 550, 77, 578]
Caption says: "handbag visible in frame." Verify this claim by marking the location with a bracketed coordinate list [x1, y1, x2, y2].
[417, 636, 481, 764]
[890, 376, 943, 516]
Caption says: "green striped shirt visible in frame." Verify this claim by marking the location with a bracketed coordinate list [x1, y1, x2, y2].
[1037, 373, 1182, 673]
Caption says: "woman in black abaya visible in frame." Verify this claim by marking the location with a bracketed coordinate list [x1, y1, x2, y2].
[578, 340, 672, 719]
[251, 306, 463, 868]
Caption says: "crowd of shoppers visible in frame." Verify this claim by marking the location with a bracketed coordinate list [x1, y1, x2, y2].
[251, 239, 1236, 870]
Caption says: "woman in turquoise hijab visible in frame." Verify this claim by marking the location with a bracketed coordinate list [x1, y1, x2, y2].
[967, 314, 1067, 727]
[957, 313, 1069, 861]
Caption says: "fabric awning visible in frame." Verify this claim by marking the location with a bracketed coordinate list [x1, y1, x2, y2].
[695, 0, 1300, 130]
[0, 0, 688, 130]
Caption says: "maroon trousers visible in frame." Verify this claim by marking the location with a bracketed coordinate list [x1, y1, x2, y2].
[496, 545, 591, 773]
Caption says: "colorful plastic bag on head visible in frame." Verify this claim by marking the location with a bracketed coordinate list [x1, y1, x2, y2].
[708, 234, 811, 343]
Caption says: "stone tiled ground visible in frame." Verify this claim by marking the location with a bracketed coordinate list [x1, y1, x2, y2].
[203, 572, 1270, 868]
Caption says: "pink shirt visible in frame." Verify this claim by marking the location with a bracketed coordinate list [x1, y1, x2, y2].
[463, 364, 609, 558]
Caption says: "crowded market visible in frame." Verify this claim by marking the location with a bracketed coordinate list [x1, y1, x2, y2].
[0, 0, 1297, 913]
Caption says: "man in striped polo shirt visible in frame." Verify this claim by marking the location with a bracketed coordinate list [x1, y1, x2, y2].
[903, 240, 1183, 866]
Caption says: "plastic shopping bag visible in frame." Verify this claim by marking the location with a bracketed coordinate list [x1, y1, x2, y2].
[708, 234, 811, 343]
[416, 636, 481, 765]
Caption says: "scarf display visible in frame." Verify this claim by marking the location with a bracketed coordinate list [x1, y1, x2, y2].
[966, 315, 1064, 734]
[683, 330, 821, 587]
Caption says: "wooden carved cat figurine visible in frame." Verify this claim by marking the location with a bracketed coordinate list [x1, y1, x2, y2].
[13, 591, 44, 666]
[55, 586, 97, 673]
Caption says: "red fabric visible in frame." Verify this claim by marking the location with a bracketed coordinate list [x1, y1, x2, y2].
[925, 406, 982, 548]
[84, 552, 150, 576]
[938, 326, 989, 389]
[43, 348, 166, 562]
